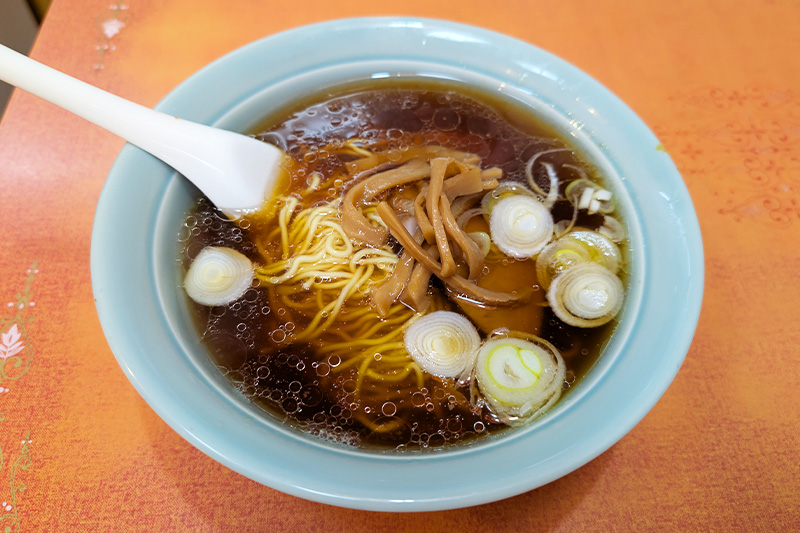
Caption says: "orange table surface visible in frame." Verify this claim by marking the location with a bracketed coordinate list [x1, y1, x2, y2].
[1, 0, 798, 530]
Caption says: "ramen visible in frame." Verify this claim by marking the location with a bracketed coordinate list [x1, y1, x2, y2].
[178, 80, 627, 450]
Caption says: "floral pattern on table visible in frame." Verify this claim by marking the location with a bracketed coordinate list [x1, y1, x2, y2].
[0, 264, 37, 533]
[653, 86, 800, 227]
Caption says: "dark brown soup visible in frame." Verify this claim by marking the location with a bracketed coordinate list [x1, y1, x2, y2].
[179, 79, 626, 451]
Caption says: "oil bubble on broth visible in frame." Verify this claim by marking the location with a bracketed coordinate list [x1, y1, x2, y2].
[178, 79, 628, 450]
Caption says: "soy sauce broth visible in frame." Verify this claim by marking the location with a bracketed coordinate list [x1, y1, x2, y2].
[179, 79, 625, 450]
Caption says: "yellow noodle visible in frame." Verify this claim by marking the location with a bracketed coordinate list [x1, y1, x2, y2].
[279, 197, 300, 258]
[412, 364, 426, 388]
[293, 265, 368, 341]
[334, 309, 390, 336]
[324, 329, 407, 351]
[332, 352, 370, 372]
[354, 414, 407, 434]
[354, 356, 374, 398]
[305, 173, 322, 192]
[328, 345, 406, 365]
[337, 303, 379, 320]
[278, 294, 320, 312]
[372, 353, 416, 364]
[251, 157, 452, 418]
[347, 313, 413, 342]
[365, 365, 414, 383]
[337, 305, 415, 335]
[341, 139, 375, 158]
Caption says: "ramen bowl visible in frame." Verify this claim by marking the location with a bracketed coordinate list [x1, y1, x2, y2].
[91, 18, 703, 511]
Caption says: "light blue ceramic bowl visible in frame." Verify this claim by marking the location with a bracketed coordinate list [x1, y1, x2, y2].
[91, 18, 703, 511]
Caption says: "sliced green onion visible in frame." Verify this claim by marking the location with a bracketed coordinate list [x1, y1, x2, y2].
[475, 336, 565, 423]
[456, 207, 486, 228]
[539, 161, 560, 208]
[598, 215, 627, 242]
[594, 189, 613, 201]
[480, 181, 535, 214]
[553, 219, 573, 239]
[578, 186, 595, 210]
[547, 262, 624, 328]
[489, 195, 554, 259]
[564, 178, 592, 203]
[565, 178, 615, 214]
[184, 247, 254, 306]
[571, 230, 621, 269]
[536, 230, 622, 289]
[404, 311, 481, 379]
[524, 148, 570, 204]
[467, 231, 492, 257]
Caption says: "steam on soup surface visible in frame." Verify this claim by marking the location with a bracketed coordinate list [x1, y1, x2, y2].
[179, 80, 627, 450]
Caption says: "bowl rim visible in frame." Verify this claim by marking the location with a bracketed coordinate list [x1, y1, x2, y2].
[91, 16, 704, 511]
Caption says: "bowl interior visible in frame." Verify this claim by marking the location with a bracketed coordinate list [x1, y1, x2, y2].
[92, 17, 703, 511]
[157, 62, 645, 451]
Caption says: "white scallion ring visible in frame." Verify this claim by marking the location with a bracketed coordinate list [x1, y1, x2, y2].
[535, 229, 622, 290]
[184, 246, 254, 307]
[489, 195, 554, 259]
[475, 336, 565, 423]
[598, 215, 627, 242]
[480, 181, 536, 214]
[565, 178, 615, 214]
[403, 311, 481, 379]
[547, 262, 624, 328]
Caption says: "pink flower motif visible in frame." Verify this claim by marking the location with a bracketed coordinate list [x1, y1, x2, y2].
[1, 323, 24, 359]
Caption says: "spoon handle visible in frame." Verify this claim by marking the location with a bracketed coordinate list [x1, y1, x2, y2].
[0, 44, 284, 211]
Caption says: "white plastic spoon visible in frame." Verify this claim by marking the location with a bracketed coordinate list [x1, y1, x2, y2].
[0, 44, 286, 213]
